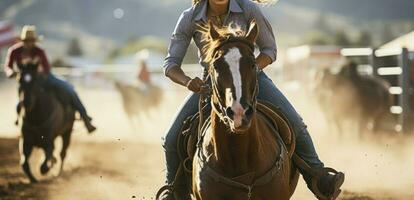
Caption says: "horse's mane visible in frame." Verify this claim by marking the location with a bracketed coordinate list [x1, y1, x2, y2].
[197, 22, 252, 65]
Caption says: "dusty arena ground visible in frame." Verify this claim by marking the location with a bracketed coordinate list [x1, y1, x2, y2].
[1, 77, 414, 200]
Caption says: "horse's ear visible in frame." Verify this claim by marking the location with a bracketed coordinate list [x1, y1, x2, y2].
[246, 19, 258, 43]
[209, 21, 220, 40]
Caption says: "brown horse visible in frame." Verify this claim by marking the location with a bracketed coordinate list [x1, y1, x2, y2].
[192, 22, 298, 200]
[18, 65, 75, 182]
[314, 62, 392, 136]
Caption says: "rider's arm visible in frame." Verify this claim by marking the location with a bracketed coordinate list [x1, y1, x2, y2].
[164, 10, 193, 85]
[256, 53, 272, 70]
[166, 66, 191, 87]
[248, 3, 277, 70]
[3, 47, 15, 77]
[38, 49, 51, 74]
[164, 9, 205, 92]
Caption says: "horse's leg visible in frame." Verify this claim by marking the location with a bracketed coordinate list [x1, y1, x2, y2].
[40, 138, 55, 175]
[60, 130, 72, 172]
[20, 138, 37, 183]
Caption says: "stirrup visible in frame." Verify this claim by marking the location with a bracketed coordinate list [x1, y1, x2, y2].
[311, 167, 341, 200]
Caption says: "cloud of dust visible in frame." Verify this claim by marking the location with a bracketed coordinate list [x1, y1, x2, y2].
[75, 84, 188, 144]
[282, 81, 414, 197]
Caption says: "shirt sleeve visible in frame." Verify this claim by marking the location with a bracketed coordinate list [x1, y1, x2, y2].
[4, 47, 15, 72]
[39, 49, 51, 74]
[248, 3, 277, 62]
[163, 10, 194, 76]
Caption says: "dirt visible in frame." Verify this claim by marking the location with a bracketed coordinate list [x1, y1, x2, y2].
[0, 137, 165, 200]
[0, 135, 413, 200]
[1, 80, 414, 200]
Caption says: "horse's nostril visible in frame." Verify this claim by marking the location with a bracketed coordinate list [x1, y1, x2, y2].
[226, 107, 234, 118]
[245, 105, 254, 116]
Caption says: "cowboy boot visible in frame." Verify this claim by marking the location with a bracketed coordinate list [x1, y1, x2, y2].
[82, 115, 96, 133]
[314, 171, 345, 200]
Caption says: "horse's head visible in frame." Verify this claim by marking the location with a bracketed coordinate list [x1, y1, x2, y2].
[17, 64, 43, 112]
[202, 21, 259, 133]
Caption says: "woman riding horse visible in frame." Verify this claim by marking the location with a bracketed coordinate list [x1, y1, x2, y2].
[3, 25, 96, 133]
[192, 20, 298, 199]
[161, 0, 344, 199]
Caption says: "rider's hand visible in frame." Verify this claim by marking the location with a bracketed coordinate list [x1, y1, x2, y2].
[4, 68, 15, 78]
[186, 77, 204, 93]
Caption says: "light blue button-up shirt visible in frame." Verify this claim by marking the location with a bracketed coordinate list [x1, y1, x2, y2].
[163, 0, 277, 75]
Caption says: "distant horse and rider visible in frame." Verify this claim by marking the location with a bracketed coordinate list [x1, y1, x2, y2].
[114, 60, 164, 126]
[3, 25, 95, 182]
[315, 61, 392, 136]
[16, 64, 76, 182]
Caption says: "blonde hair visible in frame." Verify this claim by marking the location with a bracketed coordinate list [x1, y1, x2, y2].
[192, 0, 279, 6]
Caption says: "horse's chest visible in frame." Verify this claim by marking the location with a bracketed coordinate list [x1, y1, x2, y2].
[22, 124, 54, 145]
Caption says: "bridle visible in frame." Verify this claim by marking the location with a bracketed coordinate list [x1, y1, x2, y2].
[208, 37, 260, 126]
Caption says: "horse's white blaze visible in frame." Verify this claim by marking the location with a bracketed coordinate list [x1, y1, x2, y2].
[224, 47, 244, 128]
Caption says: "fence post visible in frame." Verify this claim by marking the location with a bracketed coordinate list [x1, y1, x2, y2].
[371, 48, 378, 77]
[400, 48, 411, 133]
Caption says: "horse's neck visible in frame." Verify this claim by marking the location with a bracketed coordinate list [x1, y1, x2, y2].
[208, 113, 272, 176]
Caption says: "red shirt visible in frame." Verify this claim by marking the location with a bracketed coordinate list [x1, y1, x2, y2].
[4, 42, 51, 74]
[138, 63, 151, 84]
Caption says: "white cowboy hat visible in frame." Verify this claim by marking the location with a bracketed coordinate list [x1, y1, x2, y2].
[20, 25, 40, 41]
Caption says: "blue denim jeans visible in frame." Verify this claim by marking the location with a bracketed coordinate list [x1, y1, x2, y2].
[163, 71, 323, 185]
[45, 74, 88, 117]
